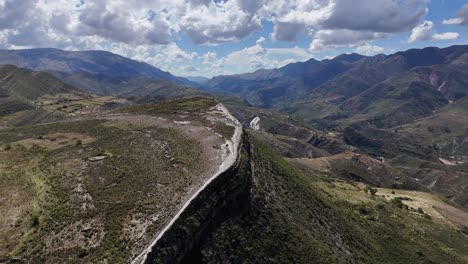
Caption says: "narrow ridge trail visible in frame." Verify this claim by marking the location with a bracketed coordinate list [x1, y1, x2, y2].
[131, 103, 242, 264]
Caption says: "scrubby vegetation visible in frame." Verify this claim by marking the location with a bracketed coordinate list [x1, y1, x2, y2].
[123, 97, 235, 138]
[0, 118, 207, 263]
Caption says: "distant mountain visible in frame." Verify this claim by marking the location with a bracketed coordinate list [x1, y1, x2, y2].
[115, 76, 207, 102]
[203, 45, 468, 127]
[0, 48, 198, 95]
[184, 76, 210, 84]
[204, 53, 366, 108]
[311, 45, 468, 101]
[340, 70, 449, 128]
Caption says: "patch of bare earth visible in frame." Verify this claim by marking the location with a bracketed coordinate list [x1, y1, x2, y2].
[13, 132, 95, 150]
[288, 152, 354, 171]
[46, 217, 105, 252]
[0, 189, 33, 256]
[378, 189, 468, 228]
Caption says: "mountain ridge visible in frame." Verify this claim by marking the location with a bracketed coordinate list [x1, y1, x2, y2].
[0, 48, 199, 95]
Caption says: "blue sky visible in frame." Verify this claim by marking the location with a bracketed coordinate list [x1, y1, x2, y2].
[0, 0, 467, 77]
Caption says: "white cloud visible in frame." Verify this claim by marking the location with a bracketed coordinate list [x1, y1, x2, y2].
[432, 32, 460, 41]
[178, 0, 262, 45]
[407, 21, 459, 43]
[0, 0, 434, 49]
[236, 0, 266, 14]
[220, 37, 313, 74]
[0, 0, 36, 30]
[186, 37, 314, 76]
[272, 21, 306, 42]
[355, 43, 384, 56]
[269, 0, 429, 45]
[310, 29, 389, 51]
[200, 51, 225, 75]
[72, 2, 172, 45]
[319, 0, 429, 32]
[443, 3, 468, 26]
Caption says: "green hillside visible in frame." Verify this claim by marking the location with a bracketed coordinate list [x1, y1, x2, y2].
[146, 132, 468, 263]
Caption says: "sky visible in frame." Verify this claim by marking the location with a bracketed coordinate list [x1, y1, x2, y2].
[0, 0, 467, 77]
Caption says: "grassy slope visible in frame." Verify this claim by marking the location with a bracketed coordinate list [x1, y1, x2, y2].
[0, 65, 94, 126]
[193, 133, 468, 263]
[339, 71, 448, 128]
[0, 119, 203, 263]
[0, 65, 77, 102]
[397, 96, 468, 157]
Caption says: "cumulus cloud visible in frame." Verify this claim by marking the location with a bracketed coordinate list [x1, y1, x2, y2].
[355, 43, 384, 56]
[236, 0, 266, 14]
[407, 21, 459, 43]
[1, 0, 264, 47]
[181, 36, 313, 76]
[224, 36, 268, 71]
[186, 0, 211, 8]
[272, 21, 306, 42]
[0, 0, 36, 30]
[179, 1, 262, 44]
[270, 0, 429, 46]
[443, 3, 468, 26]
[0, 0, 435, 50]
[310, 29, 389, 51]
[68, 1, 172, 45]
[221, 37, 313, 74]
[201, 51, 225, 75]
[319, 0, 428, 32]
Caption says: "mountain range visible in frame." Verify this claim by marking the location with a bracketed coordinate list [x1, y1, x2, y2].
[202, 45, 468, 128]
[1, 45, 468, 263]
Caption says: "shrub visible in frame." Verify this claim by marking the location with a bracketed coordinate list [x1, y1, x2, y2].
[376, 204, 385, 210]
[391, 197, 407, 209]
[76, 139, 82, 146]
[31, 214, 40, 227]
[461, 226, 468, 235]
[364, 186, 378, 195]
[417, 207, 424, 214]
[3, 144, 11, 151]
[358, 206, 370, 215]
